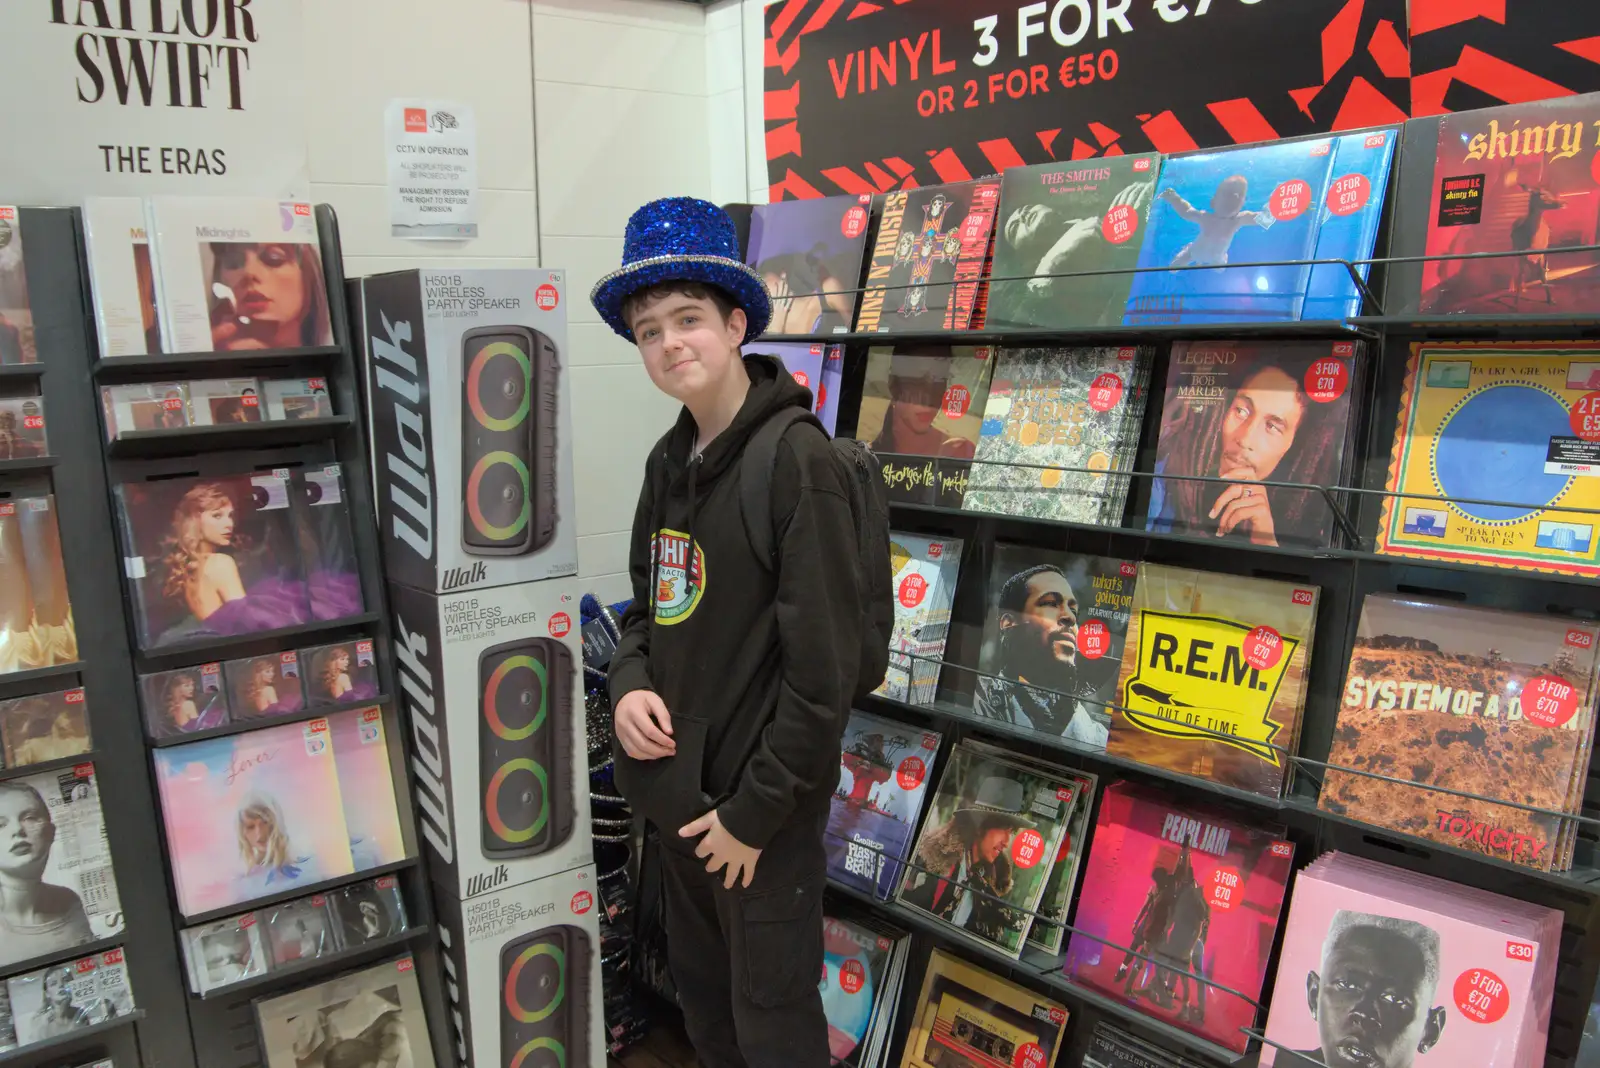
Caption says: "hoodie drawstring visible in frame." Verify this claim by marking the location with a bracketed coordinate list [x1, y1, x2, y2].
[685, 455, 701, 596]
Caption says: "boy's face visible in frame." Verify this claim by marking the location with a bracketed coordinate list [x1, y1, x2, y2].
[630, 292, 748, 404]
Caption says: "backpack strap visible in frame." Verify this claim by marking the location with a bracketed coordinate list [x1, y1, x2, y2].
[739, 407, 823, 571]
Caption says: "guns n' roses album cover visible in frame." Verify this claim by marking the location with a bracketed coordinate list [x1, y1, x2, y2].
[855, 180, 999, 334]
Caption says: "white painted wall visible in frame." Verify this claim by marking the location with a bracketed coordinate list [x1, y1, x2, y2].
[302, 0, 771, 604]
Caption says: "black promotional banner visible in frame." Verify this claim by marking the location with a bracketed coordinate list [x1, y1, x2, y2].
[765, 0, 1409, 199]
[1410, 1, 1600, 116]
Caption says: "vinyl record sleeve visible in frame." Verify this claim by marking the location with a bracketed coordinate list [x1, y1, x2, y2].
[820, 913, 893, 1065]
[0, 206, 36, 365]
[145, 197, 334, 354]
[327, 708, 406, 871]
[82, 196, 163, 359]
[0, 688, 90, 768]
[301, 639, 380, 707]
[857, 180, 1001, 334]
[254, 955, 435, 1068]
[327, 875, 407, 950]
[263, 377, 333, 421]
[0, 397, 46, 460]
[746, 194, 873, 336]
[876, 533, 964, 705]
[1302, 127, 1399, 320]
[291, 465, 364, 622]
[138, 663, 229, 738]
[825, 710, 943, 899]
[183, 911, 268, 993]
[17, 496, 73, 645]
[857, 346, 993, 509]
[900, 947, 1068, 1068]
[225, 651, 306, 720]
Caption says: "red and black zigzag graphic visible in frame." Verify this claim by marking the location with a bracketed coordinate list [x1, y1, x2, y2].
[1410, 0, 1600, 116]
[764, 0, 1408, 200]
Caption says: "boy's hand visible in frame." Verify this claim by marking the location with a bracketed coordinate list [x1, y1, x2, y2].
[615, 690, 675, 760]
[679, 809, 762, 889]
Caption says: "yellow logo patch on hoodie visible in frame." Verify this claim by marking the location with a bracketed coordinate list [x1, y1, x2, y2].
[652, 528, 706, 624]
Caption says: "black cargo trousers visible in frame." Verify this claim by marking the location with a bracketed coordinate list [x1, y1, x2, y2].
[658, 808, 831, 1068]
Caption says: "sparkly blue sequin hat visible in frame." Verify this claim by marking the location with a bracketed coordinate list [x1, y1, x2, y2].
[590, 197, 771, 344]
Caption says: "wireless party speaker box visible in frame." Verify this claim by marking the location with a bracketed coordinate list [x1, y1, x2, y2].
[461, 325, 561, 558]
[499, 923, 592, 1068]
[479, 636, 575, 859]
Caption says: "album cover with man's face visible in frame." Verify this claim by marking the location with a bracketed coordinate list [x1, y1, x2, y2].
[255, 956, 435, 1068]
[856, 346, 993, 509]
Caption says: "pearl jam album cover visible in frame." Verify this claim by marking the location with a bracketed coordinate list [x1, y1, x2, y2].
[1419, 95, 1600, 316]
[1147, 339, 1365, 551]
[854, 179, 1000, 335]
[1320, 594, 1600, 873]
[1111, 564, 1320, 798]
[745, 194, 874, 336]
[1376, 342, 1600, 577]
[963, 345, 1154, 527]
[987, 154, 1163, 330]
[855, 346, 993, 509]
[824, 708, 942, 900]
[1062, 780, 1294, 1055]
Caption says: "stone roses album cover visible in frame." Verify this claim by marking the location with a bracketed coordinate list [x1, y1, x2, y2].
[1320, 594, 1600, 873]
[1112, 564, 1320, 797]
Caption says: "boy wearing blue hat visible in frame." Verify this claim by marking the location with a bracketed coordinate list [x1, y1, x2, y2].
[593, 198, 861, 1068]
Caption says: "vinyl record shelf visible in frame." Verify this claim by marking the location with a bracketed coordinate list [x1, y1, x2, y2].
[13, 207, 454, 1068]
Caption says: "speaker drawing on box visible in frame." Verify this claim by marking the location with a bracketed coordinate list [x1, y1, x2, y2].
[479, 636, 573, 859]
[499, 924, 591, 1068]
[461, 325, 560, 558]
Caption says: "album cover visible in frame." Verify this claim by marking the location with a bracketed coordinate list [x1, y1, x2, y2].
[183, 912, 268, 993]
[327, 708, 406, 871]
[901, 948, 1069, 1068]
[116, 470, 312, 649]
[989, 154, 1163, 329]
[764, 341, 844, 433]
[1112, 564, 1319, 797]
[0, 207, 35, 365]
[263, 377, 333, 421]
[973, 547, 1138, 751]
[16, 497, 74, 666]
[1321, 595, 1600, 872]
[82, 197, 163, 359]
[0, 688, 90, 768]
[145, 197, 334, 354]
[825, 710, 943, 899]
[877, 533, 964, 704]
[226, 652, 305, 719]
[290, 465, 365, 622]
[0, 985, 13, 1052]
[0, 765, 123, 968]
[0, 397, 45, 460]
[8, 949, 134, 1046]
[0, 504, 30, 676]
[856, 346, 993, 508]
[263, 894, 336, 967]
[326, 876, 407, 950]
[856, 180, 1001, 334]
[1302, 127, 1399, 320]
[746, 194, 873, 335]
[138, 663, 228, 738]
[1028, 767, 1098, 956]
[1377, 343, 1600, 576]
[1148, 339, 1364, 550]
[186, 378, 263, 426]
[821, 913, 893, 1065]
[254, 956, 435, 1068]
[152, 719, 354, 917]
[1125, 137, 1336, 325]
[100, 383, 189, 439]
[896, 742, 1075, 959]
[1082, 1020, 1199, 1068]
[1418, 96, 1600, 315]
[1063, 780, 1294, 1053]
[964, 345, 1153, 524]
[301, 640, 380, 706]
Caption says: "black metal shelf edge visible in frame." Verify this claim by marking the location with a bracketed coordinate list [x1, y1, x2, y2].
[106, 415, 354, 459]
[149, 695, 394, 748]
[0, 1010, 145, 1065]
[0, 750, 98, 784]
[1351, 313, 1600, 335]
[0, 936, 119, 986]
[763, 320, 1368, 346]
[92, 346, 342, 379]
[136, 613, 382, 669]
[0, 457, 57, 476]
[0, 366, 45, 380]
[195, 925, 429, 1001]
[179, 858, 417, 928]
[0, 662, 83, 692]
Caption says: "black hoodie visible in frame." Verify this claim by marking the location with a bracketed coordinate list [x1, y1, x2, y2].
[608, 354, 862, 854]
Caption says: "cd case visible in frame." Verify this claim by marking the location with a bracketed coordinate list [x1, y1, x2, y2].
[138, 663, 228, 738]
[0, 397, 46, 459]
[264, 378, 334, 421]
[301, 639, 380, 706]
[225, 651, 305, 720]
[262, 894, 336, 967]
[100, 383, 189, 439]
[327, 875, 408, 949]
[7, 948, 135, 1047]
[0, 688, 91, 768]
[187, 378, 263, 426]
[182, 912, 268, 994]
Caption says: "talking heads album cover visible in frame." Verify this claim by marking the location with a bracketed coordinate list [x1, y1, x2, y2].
[225, 652, 305, 720]
[1377, 343, 1600, 577]
[826, 709, 943, 900]
[973, 546, 1139, 752]
[327, 876, 407, 949]
[153, 719, 354, 917]
[0, 766, 124, 969]
[82, 196, 164, 359]
[963, 345, 1153, 526]
[1303, 127, 1399, 320]
[989, 154, 1162, 330]
[1321, 594, 1600, 873]
[116, 471, 313, 649]
[1148, 339, 1363, 550]
[1125, 138, 1336, 325]
[291, 465, 365, 622]
[302, 640, 380, 707]
[0, 397, 46, 460]
[855, 180, 1000, 334]
[821, 913, 892, 1065]
[902, 948, 1069, 1068]
[138, 663, 228, 739]
[0, 207, 34, 366]
[1420, 96, 1600, 316]
[857, 346, 993, 508]
[0, 688, 90, 769]
[327, 708, 407, 872]
[255, 955, 435, 1068]
[263, 894, 335, 967]
[1112, 564, 1319, 797]
[145, 197, 334, 354]
[896, 742, 1074, 959]
[746, 194, 873, 336]
[1063, 780, 1294, 1054]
